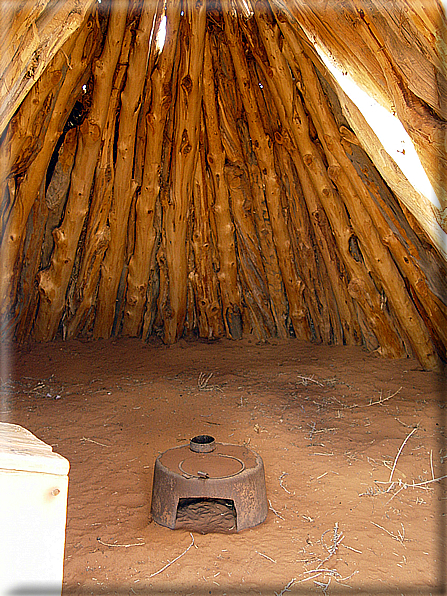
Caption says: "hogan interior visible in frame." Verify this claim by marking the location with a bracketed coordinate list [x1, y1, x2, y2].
[1, 0, 447, 594]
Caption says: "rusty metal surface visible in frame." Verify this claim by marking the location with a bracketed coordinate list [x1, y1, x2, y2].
[150, 439, 268, 532]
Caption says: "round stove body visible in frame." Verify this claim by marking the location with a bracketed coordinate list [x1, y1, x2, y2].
[151, 437, 268, 531]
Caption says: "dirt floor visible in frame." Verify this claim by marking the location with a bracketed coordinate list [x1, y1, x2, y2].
[2, 337, 446, 595]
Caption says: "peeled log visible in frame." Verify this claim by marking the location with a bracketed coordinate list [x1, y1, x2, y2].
[0, 0, 445, 372]
[123, 1, 182, 337]
[94, 0, 156, 339]
[190, 137, 225, 339]
[0, 0, 97, 136]
[34, 3, 128, 341]
[214, 32, 289, 338]
[162, 0, 207, 344]
[203, 32, 242, 339]
[34, 118, 101, 341]
[222, 4, 311, 341]
[0, 16, 97, 337]
[279, 0, 446, 225]
[285, 27, 441, 369]
[254, 3, 407, 358]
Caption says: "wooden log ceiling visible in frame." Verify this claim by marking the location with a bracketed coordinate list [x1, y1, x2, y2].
[0, 0, 446, 371]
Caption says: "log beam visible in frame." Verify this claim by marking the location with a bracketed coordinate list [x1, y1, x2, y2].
[161, 0, 207, 344]
[222, 3, 311, 341]
[0, 15, 97, 338]
[213, 32, 289, 338]
[251, 0, 407, 358]
[203, 31, 242, 339]
[0, 0, 97, 136]
[94, 0, 157, 339]
[123, 0, 182, 337]
[34, 2, 128, 341]
[279, 17, 442, 369]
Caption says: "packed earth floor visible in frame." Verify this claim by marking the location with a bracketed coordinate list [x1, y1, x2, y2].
[2, 337, 446, 595]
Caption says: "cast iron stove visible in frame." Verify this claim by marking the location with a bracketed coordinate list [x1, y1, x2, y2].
[151, 435, 268, 532]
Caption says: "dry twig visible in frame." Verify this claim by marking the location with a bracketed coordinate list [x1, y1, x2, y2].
[368, 472, 447, 505]
[297, 375, 324, 387]
[317, 522, 343, 568]
[388, 427, 418, 482]
[308, 421, 316, 441]
[97, 538, 145, 548]
[255, 550, 276, 563]
[350, 387, 402, 409]
[149, 532, 195, 578]
[274, 577, 296, 596]
[197, 372, 223, 392]
[198, 372, 213, 390]
[430, 449, 435, 480]
[371, 521, 409, 545]
[268, 499, 285, 520]
[81, 436, 110, 447]
[279, 471, 293, 495]
[314, 576, 331, 594]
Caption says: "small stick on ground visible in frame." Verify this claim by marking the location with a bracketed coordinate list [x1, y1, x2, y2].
[430, 449, 435, 480]
[198, 372, 214, 390]
[308, 421, 316, 442]
[255, 550, 277, 563]
[279, 471, 293, 494]
[274, 577, 296, 596]
[268, 499, 285, 520]
[374, 473, 447, 504]
[317, 522, 344, 568]
[314, 576, 331, 595]
[410, 474, 447, 487]
[296, 573, 331, 584]
[148, 532, 195, 578]
[81, 437, 110, 447]
[97, 538, 145, 548]
[297, 375, 324, 387]
[341, 543, 362, 554]
[303, 568, 340, 576]
[389, 427, 418, 483]
[371, 521, 409, 545]
[335, 570, 359, 585]
[350, 387, 402, 408]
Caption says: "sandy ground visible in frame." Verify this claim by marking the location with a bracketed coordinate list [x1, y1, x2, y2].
[2, 337, 446, 595]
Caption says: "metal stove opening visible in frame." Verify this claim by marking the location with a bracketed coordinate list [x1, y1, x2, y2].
[175, 497, 237, 534]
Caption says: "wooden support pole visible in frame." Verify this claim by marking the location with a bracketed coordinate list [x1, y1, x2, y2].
[222, 3, 311, 341]
[225, 163, 277, 339]
[64, 43, 132, 340]
[250, 0, 406, 359]
[245, 0, 357, 345]
[190, 126, 225, 339]
[283, 133, 364, 347]
[276, 14, 442, 369]
[93, 0, 157, 339]
[145, 95, 178, 339]
[275, 142, 335, 345]
[123, 0, 181, 337]
[202, 30, 242, 339]
[353, 8, 446, 215]
[161, 0, 207, 344]
[34, 2, 128, 341]
[15, 128, 79, 343]
[0, 0, 97, 136]
[0, 15, 97, 338]
[0, 55, 63, 208]
[213, 30, 288, 338]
